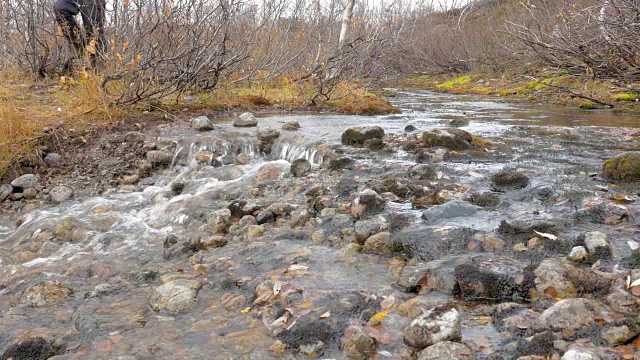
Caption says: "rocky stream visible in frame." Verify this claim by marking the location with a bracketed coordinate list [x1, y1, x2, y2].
[2, 90, 640, 360]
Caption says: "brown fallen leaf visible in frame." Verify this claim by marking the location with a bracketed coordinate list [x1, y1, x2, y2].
[543, 286, 558, 298]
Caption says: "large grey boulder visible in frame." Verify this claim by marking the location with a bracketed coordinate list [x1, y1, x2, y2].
[191, 115, 214, 131]
[11, 174, 38, 189]
[233, 112, 258, 127]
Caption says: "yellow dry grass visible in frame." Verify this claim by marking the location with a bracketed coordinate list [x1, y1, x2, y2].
[0, 68, 125, 176]
[0, 69, 397, 176]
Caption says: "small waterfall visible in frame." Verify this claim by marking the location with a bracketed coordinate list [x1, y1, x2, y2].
[271, 136, 325, 166]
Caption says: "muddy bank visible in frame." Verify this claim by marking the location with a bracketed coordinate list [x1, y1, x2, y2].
[2, 91, 640, 359]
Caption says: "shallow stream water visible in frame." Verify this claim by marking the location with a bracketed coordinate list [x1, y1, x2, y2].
[1, 90, 639, 359]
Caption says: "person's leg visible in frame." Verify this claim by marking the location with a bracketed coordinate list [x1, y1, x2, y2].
[80, 0, 106, 68]
[54, 0, 83, 65]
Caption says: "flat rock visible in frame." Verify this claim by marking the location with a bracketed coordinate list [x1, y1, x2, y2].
[234, 112, 258, 127]
[396, 254, 476, 293]
[11, 174, 38, 189]
[454, 255, 532, 301]
[417, 341, 476, 360]
[20, 281, 73, 306]
[421, 200, 478, 223]
[532, 298, 604, 334]
[534, 258, 611, 298]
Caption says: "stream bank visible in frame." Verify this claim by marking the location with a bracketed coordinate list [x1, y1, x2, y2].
[2, 90, 640, 359]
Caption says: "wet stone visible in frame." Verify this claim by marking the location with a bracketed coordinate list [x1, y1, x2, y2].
[561, 347, 601, 360]
[397, 254, 475, 293]
[146, 150, 173, 165]
[191, 115, 214, 131]
[11, 174, 38, 189]
[583, 231, 612, 259]
[408, 164, 436, 180]
[148, 279, 202, 314]
[20, 281, 73, 306]
[340, 326, 376, 360]
[405, 124, 417, 132]
[403, 304, 461, 350]
[291, 158, 312, 177]
[417, 341, 476, 360]
[1, 337, 63, 360]
[256, 210, 275, 225]
[567, 246, 588, 262]
[22, 187, 38, 199]
[350, 189, 385, 219]
[491, 170, 529, 191]
[235, 153, 251, 165]
[341, 126, 384, 147]
[234, 112, 258, 127]
[467, 192, 500, 208]
[257, 128, 280, 154]
[533, 258, 611, 299]
[363, 231, 395, 257]
[0, 183, 12, 202]
[421, 200, 478, 223]
[532, 298, 604, 335]
[327, 156, 355, 171]
[256, 162, 290, 182]
[282, 121, 301, 131]
[354, 218, 387, 243]
[454, 256, 532, 302]
[601, 152, 640, 181]
[421, 128, 472, 150]
[49, 185, 73, 203]
[299, 340, 325, 358]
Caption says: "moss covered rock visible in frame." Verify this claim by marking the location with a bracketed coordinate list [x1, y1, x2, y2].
[341, 126, 385, 147]
[602, 153, 640, 181]
[421, 128, 472, 150]
[491, 170, 529, 191]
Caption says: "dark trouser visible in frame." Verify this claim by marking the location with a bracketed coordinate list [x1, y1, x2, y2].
[54, 0, 105, 68]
